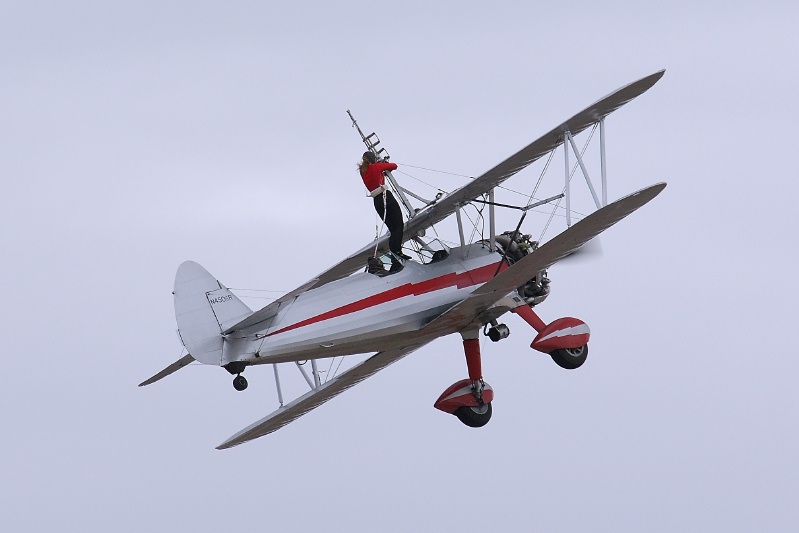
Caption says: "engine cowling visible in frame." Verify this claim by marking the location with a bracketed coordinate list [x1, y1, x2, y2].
[494, 231, 550, 306]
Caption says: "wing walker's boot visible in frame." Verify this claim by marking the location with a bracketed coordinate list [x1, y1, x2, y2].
[367, 256, 384, 275]
[366, 253, 404, 276]
[388, 253, 404, 274]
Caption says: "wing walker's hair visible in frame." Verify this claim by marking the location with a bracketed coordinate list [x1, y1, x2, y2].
[359, 151, 377, 175]
[358, 158, 370, 176]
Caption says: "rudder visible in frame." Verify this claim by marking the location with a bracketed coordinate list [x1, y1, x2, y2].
[173, 261, 252, 365]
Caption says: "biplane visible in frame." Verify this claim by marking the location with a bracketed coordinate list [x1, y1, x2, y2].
[140, 70, 667, 449]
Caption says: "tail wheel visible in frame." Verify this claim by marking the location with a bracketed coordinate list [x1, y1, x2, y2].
[233, 374, 248, 391]
[454, 403, 492, 427]
[550, 344, 588, 369]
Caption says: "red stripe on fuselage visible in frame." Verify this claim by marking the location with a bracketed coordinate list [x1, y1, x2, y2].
[263, 260, 506, 338]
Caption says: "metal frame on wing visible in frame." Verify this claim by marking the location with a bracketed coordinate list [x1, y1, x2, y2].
[279, 70, 666, 295]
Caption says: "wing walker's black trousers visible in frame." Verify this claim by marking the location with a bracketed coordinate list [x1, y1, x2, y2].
[373, 190, 404, 256]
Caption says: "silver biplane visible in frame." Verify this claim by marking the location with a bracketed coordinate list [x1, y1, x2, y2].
[141, 71, 667, 449]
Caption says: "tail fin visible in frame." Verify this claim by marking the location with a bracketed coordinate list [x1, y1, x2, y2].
[173, 261, 252, 365]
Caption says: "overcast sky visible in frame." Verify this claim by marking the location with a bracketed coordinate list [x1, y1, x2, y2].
[2, 2, 798, 532]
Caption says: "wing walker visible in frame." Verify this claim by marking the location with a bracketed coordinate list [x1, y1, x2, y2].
[141, 71, 668, 449]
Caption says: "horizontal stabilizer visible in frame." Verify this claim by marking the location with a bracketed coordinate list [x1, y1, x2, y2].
[139, 354, 195, 387]
[216, 342, 428, 449]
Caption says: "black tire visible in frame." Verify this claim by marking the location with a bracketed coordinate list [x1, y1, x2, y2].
[454, 403, 492, 427]
[550, 344, 588, 370]
[233, 375, 248, 391]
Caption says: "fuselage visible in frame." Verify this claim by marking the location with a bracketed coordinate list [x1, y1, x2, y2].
[224, 242, 505, 365]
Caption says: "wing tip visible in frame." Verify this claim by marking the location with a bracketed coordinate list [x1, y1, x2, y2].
[642, 181, 668, 198]
[216, 435, 250, 450]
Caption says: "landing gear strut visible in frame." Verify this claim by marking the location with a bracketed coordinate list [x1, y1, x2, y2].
[434, 334, 494, 427]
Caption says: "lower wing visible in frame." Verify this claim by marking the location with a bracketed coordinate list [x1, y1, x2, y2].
[216, 341, 430, 449]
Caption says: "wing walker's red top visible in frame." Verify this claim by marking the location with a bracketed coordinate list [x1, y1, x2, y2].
[361, 162, 397, 193]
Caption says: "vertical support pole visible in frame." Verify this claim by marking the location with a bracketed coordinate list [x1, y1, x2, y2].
[272, 364, 284, 406]
[564, 131, 571, 227]
[488, 188, 496, 252]
[455, 206, 466, 258]
[311, 359, 321, 388]
[567, 131, 601, 209]
[296, 361, 315, 390]
[600, 118, 607, 207]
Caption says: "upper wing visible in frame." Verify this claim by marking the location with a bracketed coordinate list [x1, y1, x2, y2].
[402, 71, 665, 245]
[216, 341, 430, 449]
[420, 182, 667, 337]
[306, 70, 665, 290]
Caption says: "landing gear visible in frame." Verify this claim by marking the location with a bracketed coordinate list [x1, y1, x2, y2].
[233, 374, 248, 391]
[517, 309, 591, 369]
[550, 344, 588, 369]
[454, 403, 492, 427]
[224, 361, 249, 391]
[434, 335, 494, 428]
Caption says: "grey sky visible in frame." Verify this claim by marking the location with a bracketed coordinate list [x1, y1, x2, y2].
[2, 2, 797, 531]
